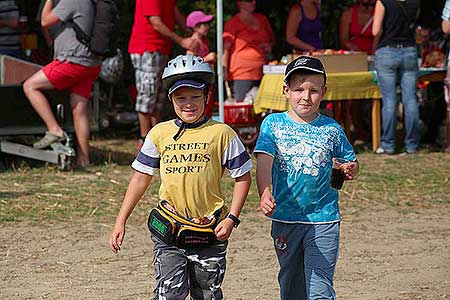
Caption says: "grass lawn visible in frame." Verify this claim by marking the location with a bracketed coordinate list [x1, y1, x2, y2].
[1, 138, 449, 224]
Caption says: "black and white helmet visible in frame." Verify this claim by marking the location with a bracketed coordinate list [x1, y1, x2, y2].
[162, 54, 215, 89]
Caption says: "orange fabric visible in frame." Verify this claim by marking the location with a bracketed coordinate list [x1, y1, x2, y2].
[223, 13, 273, 81]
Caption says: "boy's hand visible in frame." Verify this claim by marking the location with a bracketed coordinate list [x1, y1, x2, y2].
[259, 189, 276, 216]
[341, 161, 359, 180]
[214, 218, 235, 241]
[109, 224, 125, 253]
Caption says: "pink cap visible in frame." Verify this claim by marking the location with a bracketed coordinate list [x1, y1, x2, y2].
[186, 10, 214, 28]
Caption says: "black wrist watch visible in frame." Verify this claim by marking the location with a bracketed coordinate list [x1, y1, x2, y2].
[227, 213, 241, 228]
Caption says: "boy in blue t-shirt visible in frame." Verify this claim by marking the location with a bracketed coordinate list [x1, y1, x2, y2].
[254, 56, 359, 300]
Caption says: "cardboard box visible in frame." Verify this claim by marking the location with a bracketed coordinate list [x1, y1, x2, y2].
[287, 52, 368, 73]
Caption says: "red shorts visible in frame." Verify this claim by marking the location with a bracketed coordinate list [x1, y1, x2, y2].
[42, 59, 101, 99]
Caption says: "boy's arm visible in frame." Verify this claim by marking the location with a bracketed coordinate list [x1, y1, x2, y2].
[109, 171, 152, 253]
[214, 172, 251, 241]
[256, 153, 276, 216]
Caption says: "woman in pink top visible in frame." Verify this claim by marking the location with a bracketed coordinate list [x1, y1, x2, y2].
[223, 0, 274, 101]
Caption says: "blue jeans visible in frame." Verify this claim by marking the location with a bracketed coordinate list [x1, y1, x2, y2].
[375, 46, 420, 153]
[271, 221, 340, 300]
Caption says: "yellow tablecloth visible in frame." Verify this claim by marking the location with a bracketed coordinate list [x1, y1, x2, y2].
[254, 71, 381, 113]
[254, 70, 382, 151]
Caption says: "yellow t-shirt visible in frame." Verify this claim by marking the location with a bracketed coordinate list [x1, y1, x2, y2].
[132, 118, 252, 219]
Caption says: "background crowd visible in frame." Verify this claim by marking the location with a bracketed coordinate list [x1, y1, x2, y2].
[0, 0, 449, 166]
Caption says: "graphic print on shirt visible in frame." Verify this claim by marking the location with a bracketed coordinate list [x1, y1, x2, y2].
[162, 142, 211, 174]
[270, 121, 341, 177]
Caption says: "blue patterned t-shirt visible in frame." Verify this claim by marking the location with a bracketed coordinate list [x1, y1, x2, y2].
[254, 112, 356, 223]
[442, 0, 450, 20]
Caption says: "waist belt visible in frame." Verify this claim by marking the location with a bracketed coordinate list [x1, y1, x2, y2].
[147, 200, 221, 248]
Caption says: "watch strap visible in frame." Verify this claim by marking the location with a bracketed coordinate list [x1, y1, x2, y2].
[227, 213, 240, 228]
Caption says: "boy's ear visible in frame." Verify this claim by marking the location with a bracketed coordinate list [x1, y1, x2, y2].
[322, 85, 327, 97]
[282, 82, 289, 95]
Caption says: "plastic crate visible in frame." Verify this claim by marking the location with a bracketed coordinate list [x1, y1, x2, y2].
[224, 102, 255, 125]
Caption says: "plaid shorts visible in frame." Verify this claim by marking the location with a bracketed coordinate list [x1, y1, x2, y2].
[151, 236, 227, 300]
[130, 51, 168, 114]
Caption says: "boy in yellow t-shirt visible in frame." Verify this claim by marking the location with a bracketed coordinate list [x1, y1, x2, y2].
[109, 55, 252, 300]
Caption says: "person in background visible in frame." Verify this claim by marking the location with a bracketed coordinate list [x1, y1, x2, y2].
[0, 0, 22, 58]
[186, 10, 216, 64]
[286, 0, 323, 52]
[129, 0, 195, 149]
[373, 0, 420, 154]
[339, 0, 376, 145]
[223, 0, 274, 101]
[339, 0, 376, 54]
[23, 0, 101, 167]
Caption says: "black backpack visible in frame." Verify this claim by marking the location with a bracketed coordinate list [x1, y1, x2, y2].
[58, 0, 120, 58]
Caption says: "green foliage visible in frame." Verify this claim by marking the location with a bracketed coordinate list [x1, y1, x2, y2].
[321, 0, 355, 49]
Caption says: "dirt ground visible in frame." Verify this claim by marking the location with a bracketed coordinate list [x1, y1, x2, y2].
[1, 206, 450, 300]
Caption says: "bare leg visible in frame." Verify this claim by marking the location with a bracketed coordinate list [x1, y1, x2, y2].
[23, 70, 64, 137]
[70, 93, 90, 167]
[138, 111, 151, 138]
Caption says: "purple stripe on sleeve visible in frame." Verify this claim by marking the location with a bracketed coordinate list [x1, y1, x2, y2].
[224, 151, 250, 170]
[136, 151, 160, 168]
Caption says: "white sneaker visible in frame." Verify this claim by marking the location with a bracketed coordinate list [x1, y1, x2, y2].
[375, 147, 394, 155]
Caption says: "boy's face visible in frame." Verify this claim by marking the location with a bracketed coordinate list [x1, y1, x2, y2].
[283, 73, 327, 123]
[171, 87, 207, 123]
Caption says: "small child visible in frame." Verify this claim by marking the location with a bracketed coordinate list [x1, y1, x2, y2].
[109, 54, 252, 300]
[186, 10, 217, 64]
[254, 56, 359, 300]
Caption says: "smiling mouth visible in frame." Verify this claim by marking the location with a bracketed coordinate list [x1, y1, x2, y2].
[183, 109, 197, 114]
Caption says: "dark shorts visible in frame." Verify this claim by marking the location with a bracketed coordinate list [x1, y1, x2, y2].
[42, 59, 101, 99]
[151, 235, 227, 300]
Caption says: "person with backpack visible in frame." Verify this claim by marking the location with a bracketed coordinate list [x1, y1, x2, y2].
[23, 0, 102, 168]
[129, 0, 196, 149]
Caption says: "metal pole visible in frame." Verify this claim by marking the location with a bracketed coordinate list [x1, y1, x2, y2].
[216, 0, 224, 122]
